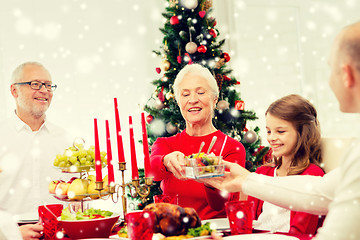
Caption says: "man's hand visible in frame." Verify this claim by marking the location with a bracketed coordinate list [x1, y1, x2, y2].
[19, 222, 43, 240]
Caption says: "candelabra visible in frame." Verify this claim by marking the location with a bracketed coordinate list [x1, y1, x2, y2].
[94, 162, 153, 217]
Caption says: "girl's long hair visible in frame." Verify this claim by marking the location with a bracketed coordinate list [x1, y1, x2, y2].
[266, 94, 323, 175]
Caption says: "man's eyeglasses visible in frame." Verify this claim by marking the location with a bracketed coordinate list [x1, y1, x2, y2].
[14, 81, 57, 92]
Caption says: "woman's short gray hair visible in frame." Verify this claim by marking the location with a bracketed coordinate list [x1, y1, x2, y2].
[173, 64, 219, 101]
[11, 61, 49, 84]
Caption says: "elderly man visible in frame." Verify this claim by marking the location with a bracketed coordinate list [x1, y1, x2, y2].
[206, 21, 360, 240]
[0, 62, 71, 239]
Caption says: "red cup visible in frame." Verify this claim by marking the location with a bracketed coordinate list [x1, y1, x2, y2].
[38, 204, 63, 240]
[225, 200, 254, 235]
[125, 211, 155, 240]
[153, 194, 179, 204]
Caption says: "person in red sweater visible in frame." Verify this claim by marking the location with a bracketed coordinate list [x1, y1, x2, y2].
[249, 94, 325, 234]
[150, 64, 246, 220]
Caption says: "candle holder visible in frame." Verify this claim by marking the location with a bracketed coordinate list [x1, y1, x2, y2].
[128, 177, 153, 204]
[94, 162, 153, 218]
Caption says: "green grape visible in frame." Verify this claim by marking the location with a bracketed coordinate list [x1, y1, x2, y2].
[78, 150, 87, 158]
[71, 150, 79, 157]
[66, 162, 71, 168]
[79, 157, 87, 165]
[86, 155, 92, 162]
[69, 156, 78, 164]
[53, 158, 60, 166]
[74, 161, 81, 167]
[85, 160, 92, 166]
[58, 161, 66, 167]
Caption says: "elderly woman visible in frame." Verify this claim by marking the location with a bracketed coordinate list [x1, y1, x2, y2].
[150, 64, 246, 220]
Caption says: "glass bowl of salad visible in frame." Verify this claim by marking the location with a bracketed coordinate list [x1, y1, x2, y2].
[183, 152, 225, 179]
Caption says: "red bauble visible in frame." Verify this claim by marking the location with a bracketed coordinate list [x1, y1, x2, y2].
[209, 29, 217, 38]
[221, 52, 231, 62]
[197, 45, 207, 53]
[177, 56, 182, 64]
[170, 16, 179, 25]
[199, 11, 206, 18]
[155, 67, 161, 74]
[146, 115, 154, 124]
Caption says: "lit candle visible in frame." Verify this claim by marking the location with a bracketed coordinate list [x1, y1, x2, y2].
[105, 120, 115, 185]
[141, 112, 151, 177]
[94, 118, 102, 182]
[129, 116, 139, 179]
[114, 98, 126, 163]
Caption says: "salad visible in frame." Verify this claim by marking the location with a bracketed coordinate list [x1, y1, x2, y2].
[61, 207, 113, 220]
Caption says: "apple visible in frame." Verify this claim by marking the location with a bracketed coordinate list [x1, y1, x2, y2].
[68, 177, 77, 184]
[67, 179, 89, 200]
[48, 180, 60, 194]
[55, 181, 70, 197]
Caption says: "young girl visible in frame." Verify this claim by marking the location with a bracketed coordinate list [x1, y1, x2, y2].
[250, 94, 325, 234]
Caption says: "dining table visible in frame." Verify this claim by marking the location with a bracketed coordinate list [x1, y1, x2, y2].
[54, 218, 314, 240]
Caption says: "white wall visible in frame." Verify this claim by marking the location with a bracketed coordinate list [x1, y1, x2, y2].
[213, 0, 360, 142]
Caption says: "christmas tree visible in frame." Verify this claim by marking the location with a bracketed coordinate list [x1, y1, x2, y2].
[144, 0, 270, 171]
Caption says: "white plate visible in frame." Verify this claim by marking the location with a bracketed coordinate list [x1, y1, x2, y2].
[201, 218, 229, 230]
[223, 233, 299, 240]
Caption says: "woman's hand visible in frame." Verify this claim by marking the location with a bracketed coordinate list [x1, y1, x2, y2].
[200, 160, 251, 192]
[19, 222, 43, 240]
[163, 151, 187, 180]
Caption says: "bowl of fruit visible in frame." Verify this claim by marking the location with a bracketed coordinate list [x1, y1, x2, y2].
[183, 152, 224, 179]
[53, 143, 108, 173]
[59, 207, 120, 239]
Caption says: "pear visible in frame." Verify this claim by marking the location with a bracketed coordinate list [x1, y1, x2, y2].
[67, 179, 89, 200]
[87, 180, 100, 199]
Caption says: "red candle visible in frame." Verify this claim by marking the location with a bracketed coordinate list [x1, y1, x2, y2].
[114, 98, 126, 163]
[129, 116, 139, 179]
[105, 120, 115, 185]
[94, 118, 102, 182]
[141, 112, 151, 177]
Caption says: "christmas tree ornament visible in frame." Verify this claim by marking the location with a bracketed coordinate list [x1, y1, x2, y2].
[160, 60, 171, 71]
[202, 0, 213, 11]
[199, 10, 206, 18]
[223, 75, 231, 81]
[209, 29, 217, 38]
[216, 100, 230, 111]
[184, 53, 193, 64]
[244, 130, 258, 144]
[185, 41, 198, 54]
[221, 52, 231, 62]
[161, 75, 168, 82]
[169, 0, 179, 8]
[197, 45, 207, 53]
[170, 16, 180, 25]
[215, 74, 224, 91]
[235, 100, 245, 110]
[155, 67, 161, 74]
[158, 86, 165, 102]
[146, 115, 154, 124]
[215, 58, 225, 69]
[165, 91, 175, 100]
[154, 99, 165, 110]
[177, 55, 182, 63]
[180, 0, 198, 9]
[165, 122, 178, 134]
[234, 135, 242, 142]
